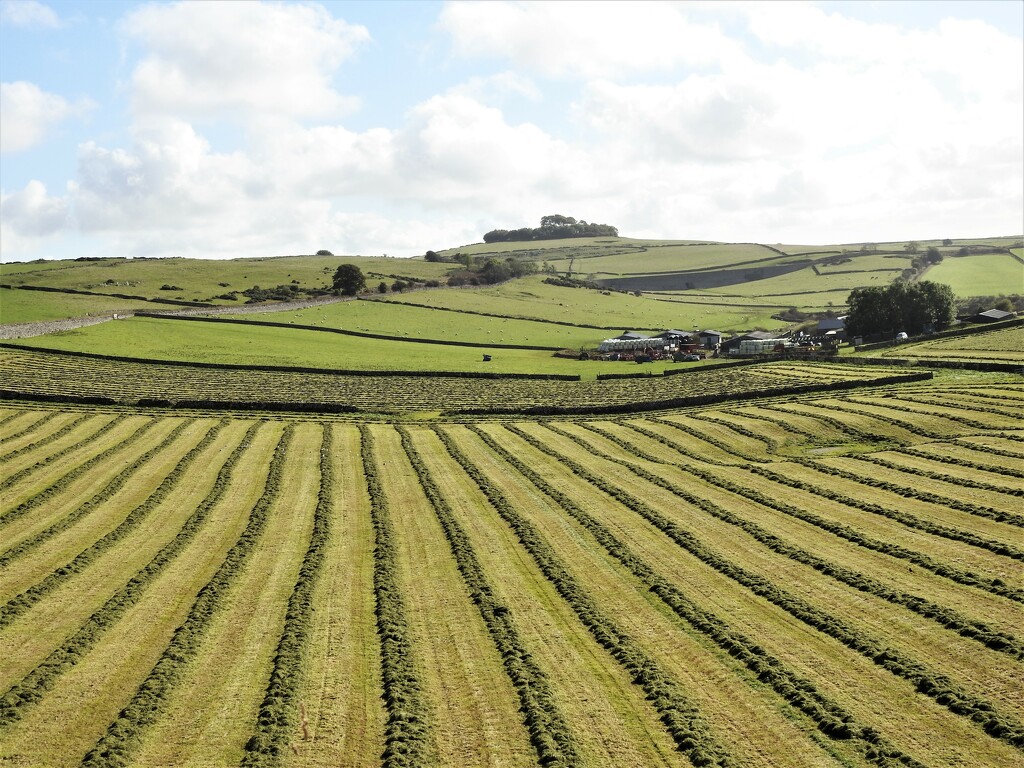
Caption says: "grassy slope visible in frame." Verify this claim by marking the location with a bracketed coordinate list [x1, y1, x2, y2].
[0, 255, 452, 306]
[6, 315, 739, 378]
[223, 299, 613, 349]
[0, 287, 157, 324]
[923, 252, 1024, 297]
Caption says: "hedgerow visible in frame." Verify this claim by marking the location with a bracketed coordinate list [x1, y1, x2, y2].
[396, 426, 580, 767]
[464, 424, 924, 767]
[0, 422, 263, 730]
[358, 425, 436, 768]
[506, 423, 1024, 748]
[433, 427, 734, 768]
[80, 424, 295, 767]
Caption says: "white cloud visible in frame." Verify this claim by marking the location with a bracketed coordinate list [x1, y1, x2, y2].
[439, 0, 746, 79]
[0, 180, 69, 256]
[122, 1, 370, 121]
[0, 81, 92, 153]
[0, 0, 59, 28]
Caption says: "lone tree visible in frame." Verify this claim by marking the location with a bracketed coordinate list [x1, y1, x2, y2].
[845, 280, 955, 338]
[332, 264, 366, 296]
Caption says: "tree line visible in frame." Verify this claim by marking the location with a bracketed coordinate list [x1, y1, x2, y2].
[483, 215, 618, 243]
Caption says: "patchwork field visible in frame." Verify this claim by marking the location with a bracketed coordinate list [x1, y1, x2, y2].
[880, 325, 1024, 365]
[1, 371, 1022, 768]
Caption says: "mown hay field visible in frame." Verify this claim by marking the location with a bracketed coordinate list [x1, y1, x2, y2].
[881, 325, 1024, 365]
[1, 368, 1022, 768]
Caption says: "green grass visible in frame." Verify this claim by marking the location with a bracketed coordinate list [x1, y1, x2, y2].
[12, 315, 736, 378]
[0, 255, 453, 306]
[924, 253, 1024, 297]
[544, 243, 790, 276]
[224, 299, 612, 349]
[0, 288, 157, 323]
[378, 274, 793, 332]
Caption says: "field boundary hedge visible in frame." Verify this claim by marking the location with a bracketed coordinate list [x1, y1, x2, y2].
[0, 342, 580, 381]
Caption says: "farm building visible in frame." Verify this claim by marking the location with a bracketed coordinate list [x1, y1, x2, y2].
[721, 331, 778, 354]
[698, 330, 724, 349]
[817, 316, 847, 335]
[972, 308, 1015, 323]
[597, 334, 673, 353]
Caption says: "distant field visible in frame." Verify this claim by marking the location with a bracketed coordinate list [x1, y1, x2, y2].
[0, 349, 927, 412]
[882, 324, 1024, 364]
[1, 372, 1021, 767]
[0, 255, 452, 306]
[545, 242, 790, 276]
[224, 298, 618, 349]
[925, 253, 1024, 297]
[0, 288, 156, 324]
[697, 264, 891, 298]
[10, 315, 754, 378]
[377, 274, 791, 332]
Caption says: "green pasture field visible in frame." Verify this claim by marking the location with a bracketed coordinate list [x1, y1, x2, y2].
[11, 315, 734, 378]
[223, 298, 623, 349]
[0, 255, 453, 306]
[0, 370, 1021, 768]
[924, 253, 1024, 297]
[812, 253, 914, 274]
[376, 274, 785, 332]
[0, 288, 156, 324]
[698, 264, 889, 298]
[882, 325, 1024, 364]
[543, 242, 794, 276]
[436, 235, 714, 259]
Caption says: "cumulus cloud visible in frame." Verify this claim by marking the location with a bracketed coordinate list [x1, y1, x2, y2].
[3, 1, 1019, 261]
[1, 180, 69, 244]
[122, 1, 370, 121]
[439, 0, 745, 79]
[0, 0, 59, 28]
[0, 81, 92, 153]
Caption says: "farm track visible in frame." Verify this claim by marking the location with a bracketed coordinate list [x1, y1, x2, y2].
[0, 366, 1021, 768]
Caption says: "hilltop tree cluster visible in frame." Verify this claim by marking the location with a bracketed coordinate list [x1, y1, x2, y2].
[483, 215, 618, 243]
[845, 280, 955, 338]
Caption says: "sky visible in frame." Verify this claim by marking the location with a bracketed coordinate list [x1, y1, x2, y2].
[1, 0, 1022, 262]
